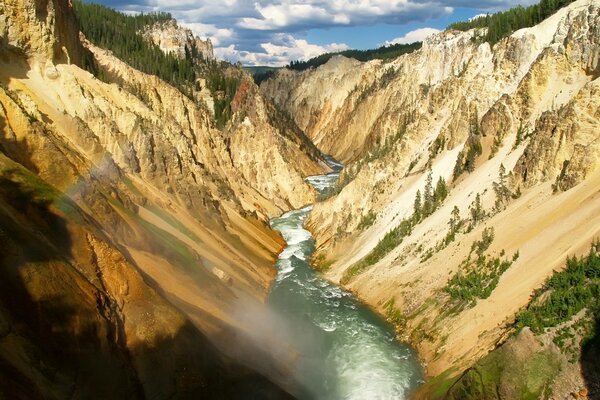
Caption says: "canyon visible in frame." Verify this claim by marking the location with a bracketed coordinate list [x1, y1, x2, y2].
[0, 0, 599, 398]
[262, 0, 600, 396]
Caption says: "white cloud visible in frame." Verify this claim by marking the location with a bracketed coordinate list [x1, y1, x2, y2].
[179, 22, 234, 46]
[236, 1, 453, 31]
[384, 27, 441, 45]
[103, 0, 535, 66]
[215, 35, 349, 66]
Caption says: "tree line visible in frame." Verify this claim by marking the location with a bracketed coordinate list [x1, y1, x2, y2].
[73, 1, 244, 129]
[73, 1, 197, 96]
[341, 171, 449, 283]
[448, 0, 576, 44]
[287, 42, 422, 71]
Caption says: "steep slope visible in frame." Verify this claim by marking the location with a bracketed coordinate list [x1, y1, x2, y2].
[0, 154, 291, 399]
[0, 0, 327, 397]
[263, 0, 600, 394]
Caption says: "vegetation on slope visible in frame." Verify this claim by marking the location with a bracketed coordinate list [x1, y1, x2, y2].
[515, 241, 600, 335]
[244, 66, 281, 85]
[74, 1, 243, 128]
[453, 111, 483, 180]
[448, 0, 576, 44]
[440, 241, 600, 399]
[73, 1, 197, 94]
[444, 338, 562, 400]
[444, 228, 518, 308]
[205, 72, 241, 129]
[341, 172, 448, 283]
[287, 42, 422, 71]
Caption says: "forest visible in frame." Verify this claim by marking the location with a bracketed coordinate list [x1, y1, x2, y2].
[287, 42, 422, 71]
[73, 1, 197, 95]
[73, 1, 243, 128]
[448, 0, 576, 44]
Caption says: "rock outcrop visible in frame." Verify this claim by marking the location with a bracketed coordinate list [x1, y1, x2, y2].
[0, 0, 85, 64]
[142, 19, 214, 61]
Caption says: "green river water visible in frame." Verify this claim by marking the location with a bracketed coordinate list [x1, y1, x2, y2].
[268, 158, 423, 399]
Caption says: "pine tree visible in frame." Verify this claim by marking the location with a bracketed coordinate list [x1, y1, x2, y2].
[434, 177, 448, 205]
[413, 190, 422, 222]
[449, 206, 461, 233]
[470, 193, 484, 224]
[453, 150, 465, 180]
[494, 164, 511, 209]
[423, 171, 434, 217]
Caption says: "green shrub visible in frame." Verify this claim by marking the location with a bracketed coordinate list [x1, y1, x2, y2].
[515, 241, 600, 334]
[444, 228, 516, 307]
[357, 211, 377, 230]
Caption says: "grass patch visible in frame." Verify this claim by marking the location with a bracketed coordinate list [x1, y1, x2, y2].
[384, 298, 407, 329]
[312, 254, 335, 272]
[416, 368, 460, 400]
[144, 203, 202, 243]
[445, 348, 560, 400]
[341, 218, 413, 284]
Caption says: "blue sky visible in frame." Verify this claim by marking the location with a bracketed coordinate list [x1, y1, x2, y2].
[93, 0, 534, 66]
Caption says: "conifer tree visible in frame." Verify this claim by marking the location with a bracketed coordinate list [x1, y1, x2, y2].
[414, 190, 422, 222]
[434, 177, 448, 205]
[449, 206, 461, 233]
[423, 171, 434, 217]
[470, 193, 484, 224]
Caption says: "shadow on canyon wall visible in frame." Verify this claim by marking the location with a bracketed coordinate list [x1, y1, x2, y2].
[581, 315, 600, 400]
[0, 129, 293, 399]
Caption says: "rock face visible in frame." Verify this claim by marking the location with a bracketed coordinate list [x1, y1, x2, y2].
[263, 0, 600, 389]
[142, 19, 214, 61]
[0, 0, 326, 397]
[0, 0, 86, 64]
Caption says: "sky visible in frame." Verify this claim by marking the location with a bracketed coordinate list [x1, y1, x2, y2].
[94, 0, 535, 66]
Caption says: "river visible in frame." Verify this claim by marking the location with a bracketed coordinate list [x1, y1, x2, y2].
[268, 157, 423, 399]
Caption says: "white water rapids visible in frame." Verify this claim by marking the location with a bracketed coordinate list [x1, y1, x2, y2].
[268, 157, 422, 399]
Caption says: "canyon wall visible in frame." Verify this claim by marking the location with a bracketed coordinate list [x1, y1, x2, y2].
[0, 0, 327, 397]
[264, 0, 600, 395]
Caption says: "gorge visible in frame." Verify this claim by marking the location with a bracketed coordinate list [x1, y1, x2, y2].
[268, 160, 422, 399]
[1, 0, 599, 398]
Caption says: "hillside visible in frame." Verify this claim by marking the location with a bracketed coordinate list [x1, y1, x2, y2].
[261, 0, 600, 396]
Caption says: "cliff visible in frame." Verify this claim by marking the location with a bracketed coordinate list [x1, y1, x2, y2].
[0, 0, 327, 397]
